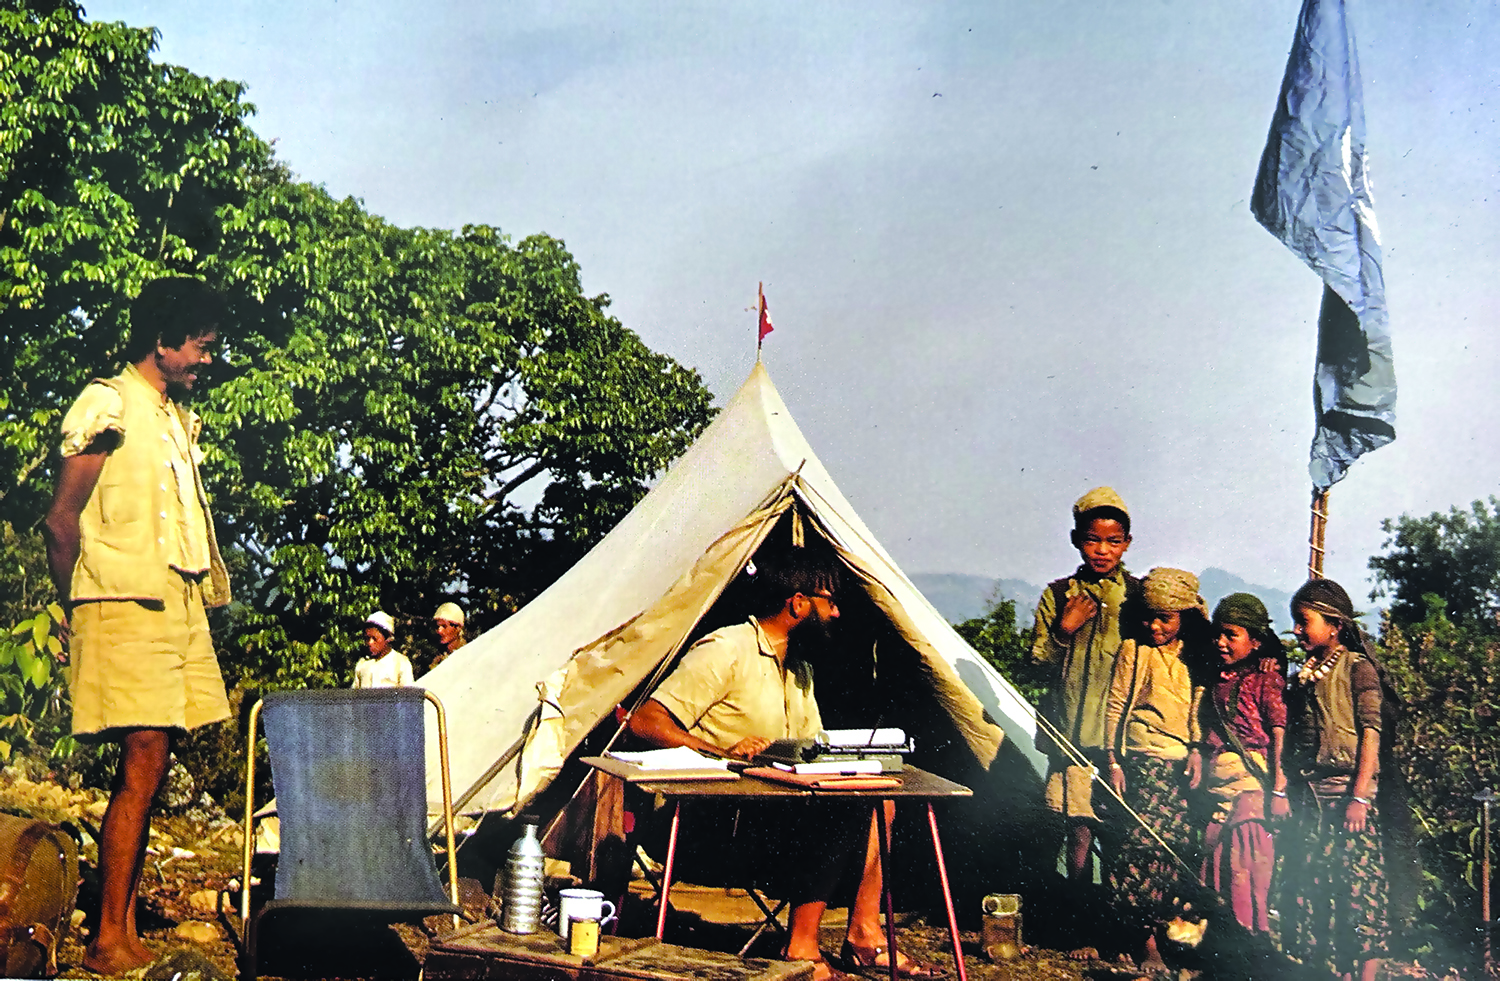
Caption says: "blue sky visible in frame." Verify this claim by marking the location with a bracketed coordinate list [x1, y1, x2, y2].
[88, 0, 1500, 608]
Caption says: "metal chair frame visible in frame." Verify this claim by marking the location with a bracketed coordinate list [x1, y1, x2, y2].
[237, 688, 460, 978]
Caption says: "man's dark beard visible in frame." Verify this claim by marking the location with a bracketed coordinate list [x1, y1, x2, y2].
[802, 612, 834, 645]
[785, 613, 835, 692]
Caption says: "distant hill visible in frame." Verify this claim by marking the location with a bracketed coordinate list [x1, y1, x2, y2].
[910, 567, 1293, 632]
[908, 573, 1041, 625]
[1197, 568, 1293, 633]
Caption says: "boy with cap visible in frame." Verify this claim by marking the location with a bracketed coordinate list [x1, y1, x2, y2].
[1030, 486, 1141, 884]
[353, 611, 414, 688]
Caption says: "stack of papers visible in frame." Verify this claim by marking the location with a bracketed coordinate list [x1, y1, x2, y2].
[606, 747, 729, 771]
[773, 759, 883, 775]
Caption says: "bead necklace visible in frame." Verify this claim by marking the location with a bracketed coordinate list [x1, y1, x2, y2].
[1297, 644, 1345, 685]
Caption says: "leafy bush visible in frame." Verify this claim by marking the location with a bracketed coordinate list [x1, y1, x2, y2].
[0, 602, 73, 761]
[955, 595, 1048, 705]
[1378, 600, 1496, 969]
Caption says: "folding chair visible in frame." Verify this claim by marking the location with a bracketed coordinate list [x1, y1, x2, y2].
[239, 688, 461, 980]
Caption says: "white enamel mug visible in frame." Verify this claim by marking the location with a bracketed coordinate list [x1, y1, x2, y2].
[557, 887, 616, 942]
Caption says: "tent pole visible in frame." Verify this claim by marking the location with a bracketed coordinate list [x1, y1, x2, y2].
[1308, 488, 1329, 579]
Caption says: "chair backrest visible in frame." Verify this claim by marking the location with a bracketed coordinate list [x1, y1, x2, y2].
[262, 688, 450, 907]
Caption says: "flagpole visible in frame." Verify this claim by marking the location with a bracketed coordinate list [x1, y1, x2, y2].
[756, 281, 764, 361]
[1307, 488, 1329, 579]
[756, 281, 773, 360]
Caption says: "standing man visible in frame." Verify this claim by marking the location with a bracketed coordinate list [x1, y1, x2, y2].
[44, 278, 233, 975]
[430, 601, 466, 670]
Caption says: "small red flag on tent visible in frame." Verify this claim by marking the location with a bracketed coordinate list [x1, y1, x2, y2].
[757, 282, 774, 347]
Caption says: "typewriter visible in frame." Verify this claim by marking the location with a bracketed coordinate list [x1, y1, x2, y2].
[753, 727, 913, 774]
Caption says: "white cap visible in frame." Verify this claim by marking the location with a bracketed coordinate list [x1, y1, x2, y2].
[433, 602, 465, 625]
[365, 611, 396, 636]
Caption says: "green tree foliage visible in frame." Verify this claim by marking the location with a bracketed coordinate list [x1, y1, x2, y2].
[1378, 600, 1498, 966]
[954, 596, 1047, 705]
[1, 1, 714, 694]
[1369, 497, 1500, 633]
[207, 205, 714, 687]
[1, 0, 266, 522]
[0, 523, 49, 625]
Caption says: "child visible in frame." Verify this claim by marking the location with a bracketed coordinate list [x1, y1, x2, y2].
[353, 610, 414, 688]
[1031, 486, 1142, 883]
[1103, 567, 1208, 974]
[1282, 579, 1388, 981]
[1191, 593, 1286, 937]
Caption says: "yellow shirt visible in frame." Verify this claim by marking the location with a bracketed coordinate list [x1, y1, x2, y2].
[59, 364, 229, 604]
[1105, 638, 1196, 761]
[651, 618, 823, 751]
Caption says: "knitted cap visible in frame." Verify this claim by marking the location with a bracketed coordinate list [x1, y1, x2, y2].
[1073, 486, 1128, 518]
[1142, 567, 1203, 613]
[1213, 592, 1272, 632]
[433, 602, 465, 625]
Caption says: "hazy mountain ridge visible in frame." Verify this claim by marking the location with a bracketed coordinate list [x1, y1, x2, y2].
[911, 568, 1294, 632]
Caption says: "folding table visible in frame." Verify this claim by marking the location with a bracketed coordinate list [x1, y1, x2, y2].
[584, 760, 972, 981]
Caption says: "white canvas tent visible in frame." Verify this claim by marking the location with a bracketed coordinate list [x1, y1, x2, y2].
[418, 363, 1044, 816]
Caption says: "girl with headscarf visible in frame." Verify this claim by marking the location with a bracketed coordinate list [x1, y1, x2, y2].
[1282, 578, 1388, 981]
[1103, 567, 1210, 974]
[1189, 593, 1287, 937]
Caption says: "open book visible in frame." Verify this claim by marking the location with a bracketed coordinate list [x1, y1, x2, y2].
[584, 748, 740, 783]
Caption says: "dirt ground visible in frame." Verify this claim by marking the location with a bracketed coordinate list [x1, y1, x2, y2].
[1, 768, 1468, 981]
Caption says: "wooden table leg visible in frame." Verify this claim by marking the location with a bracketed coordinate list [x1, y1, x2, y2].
[876, 802, 898, 981]
[655, 800, 682, 940]
[926, 803, 967, 981]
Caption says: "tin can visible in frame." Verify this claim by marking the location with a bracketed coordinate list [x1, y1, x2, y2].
[569, 916, 601, 958]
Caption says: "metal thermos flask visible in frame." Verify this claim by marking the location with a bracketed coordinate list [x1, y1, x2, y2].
[499, 819, 545, 933]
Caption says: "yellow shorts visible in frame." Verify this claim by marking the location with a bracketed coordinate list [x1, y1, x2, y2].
[1045, 761, 1102, 821]
[68, 574, 229, 739]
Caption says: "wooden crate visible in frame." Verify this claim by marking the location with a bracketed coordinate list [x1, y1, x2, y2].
[425, 924, 812, 981]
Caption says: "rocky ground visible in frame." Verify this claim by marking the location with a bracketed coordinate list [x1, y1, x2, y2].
[0, 763, 1469, 981]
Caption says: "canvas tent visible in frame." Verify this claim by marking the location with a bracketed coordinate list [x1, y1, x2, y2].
[418, 363, 1045, 817]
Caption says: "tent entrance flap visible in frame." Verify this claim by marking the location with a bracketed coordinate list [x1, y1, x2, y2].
[462, 490, 795, 816]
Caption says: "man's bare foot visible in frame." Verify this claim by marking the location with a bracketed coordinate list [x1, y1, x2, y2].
[1067, 947, 1100, 961]
[783, 946, 849, 981]
[82, 940, 154, 975]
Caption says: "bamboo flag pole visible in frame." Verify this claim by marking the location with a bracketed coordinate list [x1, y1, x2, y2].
[1307, 488, 1329, 579]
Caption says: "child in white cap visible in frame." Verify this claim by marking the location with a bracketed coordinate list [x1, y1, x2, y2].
[353, 610, 414, 688]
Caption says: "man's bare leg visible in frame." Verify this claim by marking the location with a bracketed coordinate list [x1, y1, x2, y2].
[783, 809, 892, 980]
[844, 803, 890, 947]
[785, 901, 832, 979]
[842, 803, 932, 975]
[84, 727, 171, 974]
